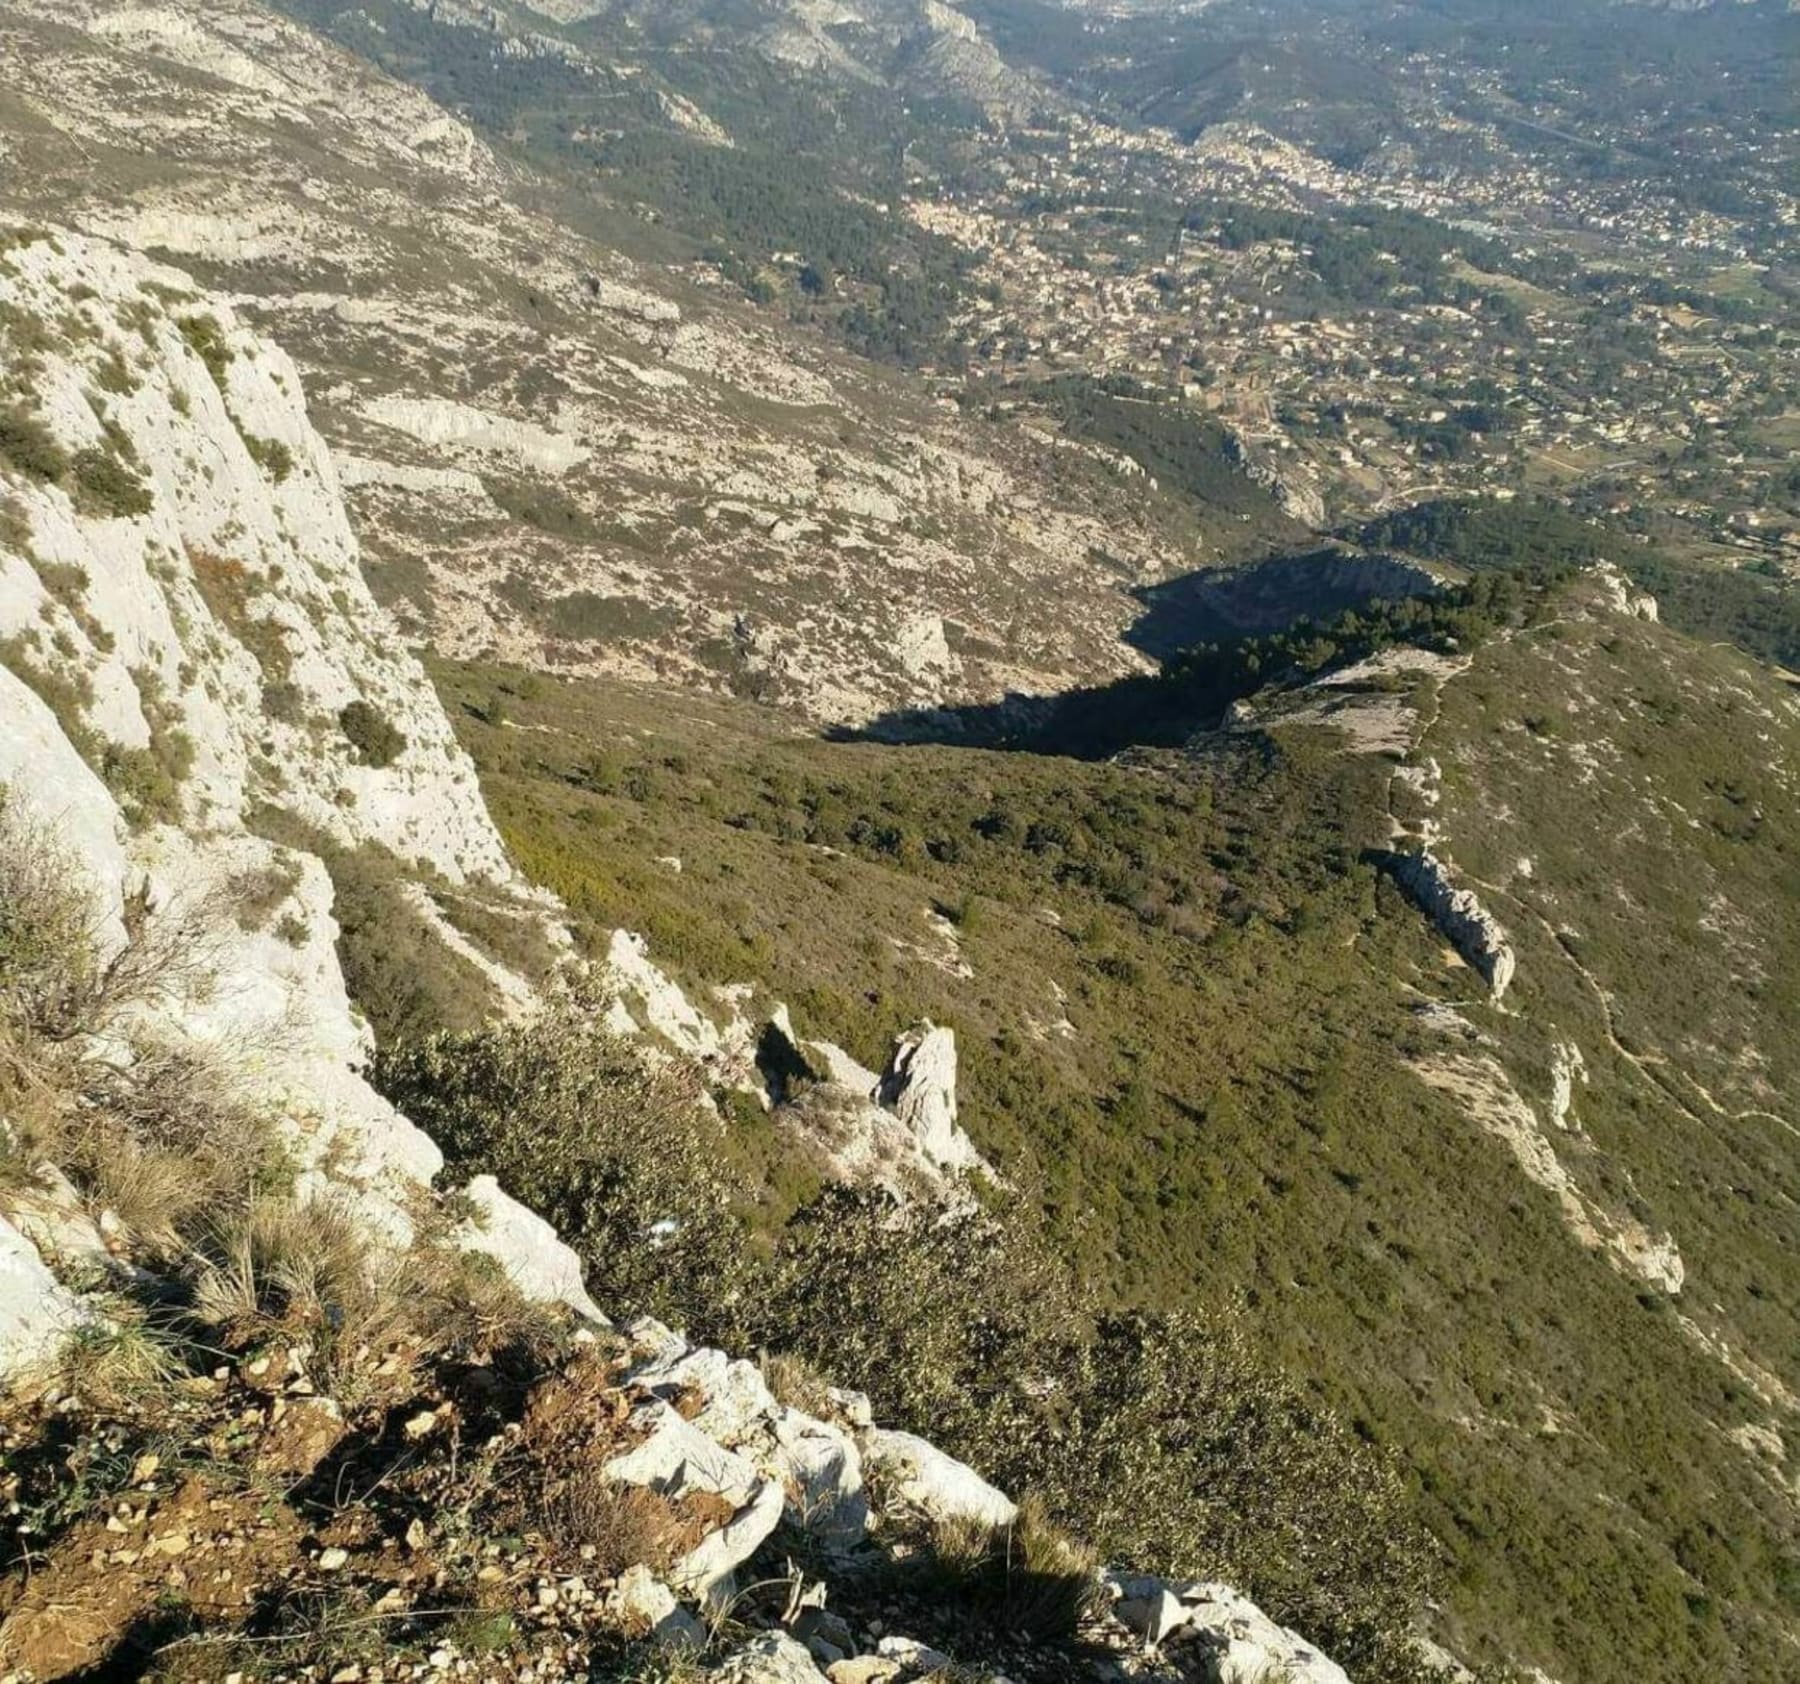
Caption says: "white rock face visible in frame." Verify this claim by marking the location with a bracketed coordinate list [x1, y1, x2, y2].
[0, 1218, 93, 1375]
[1393, 851, 1517, 999]
[0, 232, 515, 884]
[361, 395, 590, 475]
[1105, 1573, 1352, 1684]
[0, 231, 576, 1323]
[1549, 1042, 1587, 1130]
[860, 1428, 1018, 1529]
[878, 1023, 984, 1175]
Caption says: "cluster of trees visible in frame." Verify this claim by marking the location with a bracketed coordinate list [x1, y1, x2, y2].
[1185, 197, 1564, 312]
[1355, 497, 1605, 576]
[1360, 497, 1800, 671]
[1028, 374, 1289, 525]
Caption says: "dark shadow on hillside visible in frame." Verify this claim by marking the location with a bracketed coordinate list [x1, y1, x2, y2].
[1125, 546, 1443, 660]
[831, 661, 1246, 760]
[838, 546, 1451, 756]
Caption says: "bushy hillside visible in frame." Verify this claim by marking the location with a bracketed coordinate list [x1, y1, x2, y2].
[432, 566, 1800, 1683]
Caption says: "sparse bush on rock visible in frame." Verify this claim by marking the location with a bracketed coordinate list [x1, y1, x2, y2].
[0, 403, 67, 483]
[338, 698, 407, 768]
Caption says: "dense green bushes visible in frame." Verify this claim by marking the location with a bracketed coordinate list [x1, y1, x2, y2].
[431, 647, 1800, 1684]
[371, 1010, 1439, 1681]
[375, 1009, 746, 1324]
[1356, 497, 1606, 575]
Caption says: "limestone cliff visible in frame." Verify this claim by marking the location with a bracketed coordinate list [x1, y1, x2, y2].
[0, 226, 581, 1287]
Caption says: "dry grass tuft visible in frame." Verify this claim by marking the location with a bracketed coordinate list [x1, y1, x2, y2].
[910, 1495, 1100, 1642]
[192, 1196, 412, 1399]
[53, 1300, 186, 1413]
[537, 1474, 687, 1577]
[759, 1350, 836, 1417]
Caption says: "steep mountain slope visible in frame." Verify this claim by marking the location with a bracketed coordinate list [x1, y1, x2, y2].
[0, 224, 595, 1299]
[0, 0, 1263, 723]
[0, 226, 1387, 1684]
[435, 572, 1800, 1683]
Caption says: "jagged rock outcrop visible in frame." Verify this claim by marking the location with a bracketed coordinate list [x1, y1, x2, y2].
[1106, 1574, 1352, 1684]
[764, 1008, 991, 1191]
[876, 1023, 982, 1176]
[1591, 561, 1659, 622]
[1392, 850, 1517, 999]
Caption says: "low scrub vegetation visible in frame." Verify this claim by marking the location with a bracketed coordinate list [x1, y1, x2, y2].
[375, 1008, 744, 1324]
[338, 698, 407, 768]
[431, 637, 1799, 1684]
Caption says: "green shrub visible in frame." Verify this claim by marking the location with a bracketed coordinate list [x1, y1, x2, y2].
[0, 404, 69, 483]
[93, 351, 140, 397]
[189, 550, 291, 685]
[0, 786, 104, 1042]
[177, 314, 233, 390]
[70, 446, 154, 519]
[745, 1185, 1434, 1682]
[101, 732, 193, 827]
[0, 495, 31, 554]
[240, 432, 294, 483]
[339, 699, 407, 768]
[246, 813, 497, 1045]
[743, 1186, 1083, 1460]
[373, 1009, 747, 1325]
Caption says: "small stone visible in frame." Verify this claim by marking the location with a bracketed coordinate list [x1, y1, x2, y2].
[318, 1547, 350, 1572]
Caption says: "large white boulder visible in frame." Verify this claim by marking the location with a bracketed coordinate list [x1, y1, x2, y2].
[604, 1401, 784, 1603]
[714, 1632, 832, 1684]
[860, 1427, 1017, 1530]
[456, 1175, 608, 1325]
[1105, 1573, 1352, 1684]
